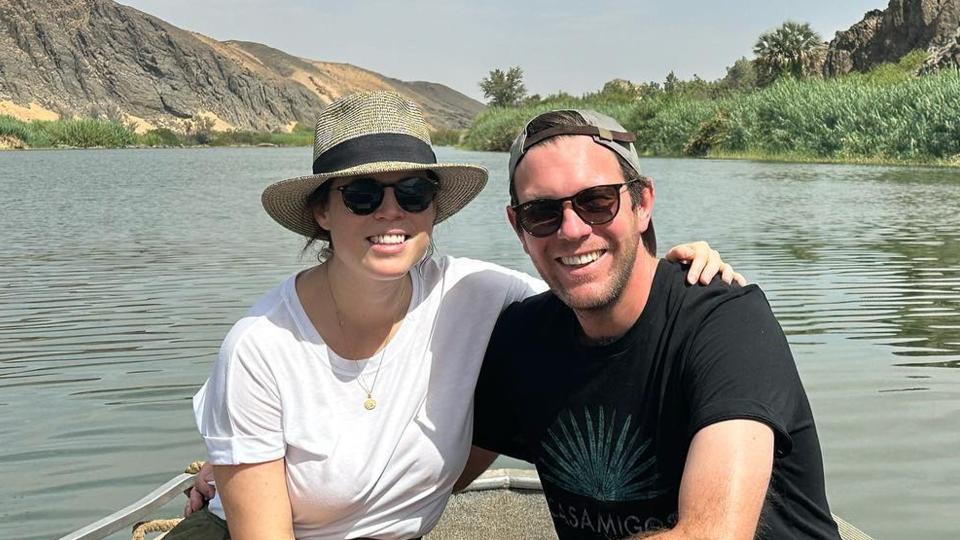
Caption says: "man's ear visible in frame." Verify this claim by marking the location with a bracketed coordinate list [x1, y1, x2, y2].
[506, 205, 530, 254]
[636, 184, 655, 233]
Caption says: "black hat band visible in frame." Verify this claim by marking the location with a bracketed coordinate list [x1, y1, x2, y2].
[313, 133, 437, 175]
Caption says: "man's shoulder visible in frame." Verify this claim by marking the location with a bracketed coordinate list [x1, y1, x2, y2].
[500, 288, 568, 323]
[487, 290, 572, 351]
[654, 259, 772, 322]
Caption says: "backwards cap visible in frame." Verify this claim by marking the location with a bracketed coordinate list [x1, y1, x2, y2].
[507, 109, 643, 182]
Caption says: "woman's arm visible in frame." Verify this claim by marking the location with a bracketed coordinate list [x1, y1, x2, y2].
[213, 459, 295, 540]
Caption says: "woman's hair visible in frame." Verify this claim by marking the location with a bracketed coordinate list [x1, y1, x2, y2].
[302, 182, 334, 262]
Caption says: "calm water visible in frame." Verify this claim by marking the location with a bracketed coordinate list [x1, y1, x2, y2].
[1, 148, 958, 539]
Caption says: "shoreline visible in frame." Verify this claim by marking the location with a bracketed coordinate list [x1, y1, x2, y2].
[681, 150, 960, 169]
[0, 142, 299, 151]
[3, 143, 958, 169]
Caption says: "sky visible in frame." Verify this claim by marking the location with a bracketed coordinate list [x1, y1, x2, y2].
[118, 0, 888, 103]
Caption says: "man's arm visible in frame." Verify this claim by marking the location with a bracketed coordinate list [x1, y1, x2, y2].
[453, 445, 500, 492]
[213, 459, 295, 540]
[633, 419, 774, 540]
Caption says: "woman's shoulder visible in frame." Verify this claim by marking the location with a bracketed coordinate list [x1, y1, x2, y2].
[419, 255, 546, 301]
[420, 256, 546, 292]
[219, 273, 302, 360]
[420, 255, 527, 281]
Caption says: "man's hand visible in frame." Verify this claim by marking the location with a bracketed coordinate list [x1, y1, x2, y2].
[184, 461, 216, 517]
[665, 241, 746, 286]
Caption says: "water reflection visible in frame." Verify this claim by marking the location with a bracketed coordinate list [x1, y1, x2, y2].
[657, 160, 960, 368]
[0, 149, 958, 539]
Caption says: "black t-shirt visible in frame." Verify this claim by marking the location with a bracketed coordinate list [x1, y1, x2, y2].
[473, 260, 840, 539]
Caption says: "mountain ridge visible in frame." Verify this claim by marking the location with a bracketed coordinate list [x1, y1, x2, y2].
[0, 0, 484, 132]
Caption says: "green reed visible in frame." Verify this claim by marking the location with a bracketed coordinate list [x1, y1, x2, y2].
[463, 68, 960, 165]
[0, 116, 139, 148]
[206, 130, 314, 147]
[723, 71, 960, 161]
[462, 99, 636, 152]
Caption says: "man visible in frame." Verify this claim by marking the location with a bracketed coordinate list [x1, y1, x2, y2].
[469, 109, 841, 539]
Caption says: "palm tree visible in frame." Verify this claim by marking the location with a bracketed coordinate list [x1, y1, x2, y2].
[754, 21, 825, 84]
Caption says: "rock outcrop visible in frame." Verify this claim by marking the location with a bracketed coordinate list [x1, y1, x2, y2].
[823, 0, 960, 76]
[0, 0, 483, 131]
[921, 26, 960, 71]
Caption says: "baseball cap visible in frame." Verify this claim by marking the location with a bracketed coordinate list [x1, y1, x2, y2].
[508, 109, 643, 182]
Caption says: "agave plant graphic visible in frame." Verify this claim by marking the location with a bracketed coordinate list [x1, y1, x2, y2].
[540, 406, 669, 501]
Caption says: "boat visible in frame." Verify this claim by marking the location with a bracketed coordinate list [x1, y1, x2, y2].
[60, 467, 874, 540]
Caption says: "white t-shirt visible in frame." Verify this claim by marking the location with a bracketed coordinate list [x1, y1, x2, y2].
[193, 256, 545, 539]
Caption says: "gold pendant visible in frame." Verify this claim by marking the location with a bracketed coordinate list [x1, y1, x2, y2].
[363, 396, 377, 410]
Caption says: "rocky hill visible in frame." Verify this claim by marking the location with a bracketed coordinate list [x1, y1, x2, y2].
[824, 0, 960, 75]
[0, 0, 484, 132]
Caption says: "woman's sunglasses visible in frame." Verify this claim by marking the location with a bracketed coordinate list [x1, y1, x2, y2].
[336, 176, 439, 215]
[511, 180, 641, 237]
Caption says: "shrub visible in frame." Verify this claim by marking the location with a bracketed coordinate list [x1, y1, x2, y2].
[430, 128, 463, 147]
[463, 98, 637, 152]
[141, 127, 182, 147]
[684, 109, 731, 157]
[208, 130, 313, 147]
[630, 96, 721, 155]
[0, 115, 31, 145]
[291, 121, 314, 133]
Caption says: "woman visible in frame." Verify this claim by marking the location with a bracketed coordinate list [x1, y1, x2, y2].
[171, 91, 742, 540]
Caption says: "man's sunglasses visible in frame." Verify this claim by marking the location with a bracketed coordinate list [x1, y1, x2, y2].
[511, 180, 641, 237]
[335, 176, 439, 215]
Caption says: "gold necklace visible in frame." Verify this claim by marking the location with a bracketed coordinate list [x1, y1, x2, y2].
[325, 268, 405, 411]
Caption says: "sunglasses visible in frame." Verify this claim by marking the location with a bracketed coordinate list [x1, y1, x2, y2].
[512, 180, 641, 237]
[335, 176, 439, 215]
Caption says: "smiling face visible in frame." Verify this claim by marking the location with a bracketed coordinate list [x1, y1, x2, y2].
[315, 170, 436, 282]
[509, 136, 654, 312]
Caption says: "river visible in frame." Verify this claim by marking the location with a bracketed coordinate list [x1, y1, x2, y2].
[1, 147, 957, 539]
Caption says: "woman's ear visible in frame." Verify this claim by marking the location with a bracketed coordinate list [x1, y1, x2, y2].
[314, 200, 330, 231]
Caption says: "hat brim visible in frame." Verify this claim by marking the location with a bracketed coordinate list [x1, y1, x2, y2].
[261, 161, 488, 239]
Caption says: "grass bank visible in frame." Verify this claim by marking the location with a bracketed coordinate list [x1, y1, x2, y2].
[0, 116, 470, 150]
[463, 69, 960, 167]
[0, 116, 139, 148]
[0, 117, 316, 149]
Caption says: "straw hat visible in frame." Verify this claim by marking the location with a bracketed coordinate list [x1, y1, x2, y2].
[262, 91, 488, 239]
